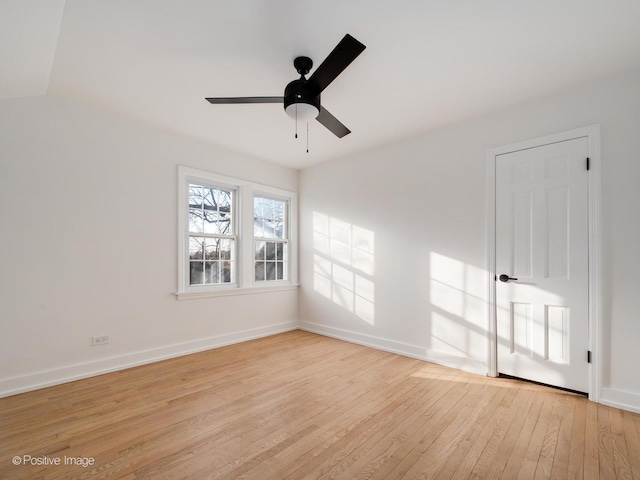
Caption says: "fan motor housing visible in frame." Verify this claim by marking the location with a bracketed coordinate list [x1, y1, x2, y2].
[284, 79, 320, 117]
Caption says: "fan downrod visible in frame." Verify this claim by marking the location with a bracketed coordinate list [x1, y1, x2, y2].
[293, 56, 313, 77]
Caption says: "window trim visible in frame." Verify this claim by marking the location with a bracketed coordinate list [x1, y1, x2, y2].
[176, 166, 298, 299]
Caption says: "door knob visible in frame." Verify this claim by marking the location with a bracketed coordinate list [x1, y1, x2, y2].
[499, 274, 518, 282]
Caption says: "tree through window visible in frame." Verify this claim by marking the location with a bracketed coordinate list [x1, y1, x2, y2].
[188, 184, 235, 285]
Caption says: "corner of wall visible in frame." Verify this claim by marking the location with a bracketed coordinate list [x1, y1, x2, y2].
[300, 321, 487, 377]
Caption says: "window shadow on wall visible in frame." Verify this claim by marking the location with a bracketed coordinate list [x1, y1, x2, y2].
[429, 251, 487, 359]
[312, 212, 375, 325]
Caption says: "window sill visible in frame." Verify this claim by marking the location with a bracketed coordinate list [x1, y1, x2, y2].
[175, 284, 299, 301]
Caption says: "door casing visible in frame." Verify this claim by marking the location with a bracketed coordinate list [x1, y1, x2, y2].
[486, 125, 601, 402]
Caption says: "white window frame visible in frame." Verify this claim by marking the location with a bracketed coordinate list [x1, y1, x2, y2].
[177, 166, 298, 300]
[185, 179, 238, 289]
[253, 193, 290, 284]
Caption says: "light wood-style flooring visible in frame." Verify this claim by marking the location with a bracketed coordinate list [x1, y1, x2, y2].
[1, 330, 640, 479]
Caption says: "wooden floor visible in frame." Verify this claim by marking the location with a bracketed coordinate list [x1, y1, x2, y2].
[1, 331, 640, 479]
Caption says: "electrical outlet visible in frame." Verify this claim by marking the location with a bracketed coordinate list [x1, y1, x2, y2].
[92, 335, 110, 346]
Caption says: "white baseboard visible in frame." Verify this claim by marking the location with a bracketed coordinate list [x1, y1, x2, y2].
[600, 387, 640, 414]
[0, 321, 298, 398]
[300, 321, 487, 376]
[8, 319, 636, 414]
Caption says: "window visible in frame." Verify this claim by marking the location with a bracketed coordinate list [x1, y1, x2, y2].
[188, 184, 236, 286]
[254, 196, 288, 282]
[177, 166, 297, 298]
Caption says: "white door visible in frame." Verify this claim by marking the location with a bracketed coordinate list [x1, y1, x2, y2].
[495, 137, 589, 392]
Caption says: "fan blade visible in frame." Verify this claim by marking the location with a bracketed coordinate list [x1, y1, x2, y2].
[205, 96, 284, 104]
[307, 34, 366, 94]
[316, 106, 351, 138]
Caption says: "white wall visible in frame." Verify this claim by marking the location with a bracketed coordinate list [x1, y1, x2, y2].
[299, 68, 640, 412]
[3, 69, 639, 413]
[0, 95, 298, 396]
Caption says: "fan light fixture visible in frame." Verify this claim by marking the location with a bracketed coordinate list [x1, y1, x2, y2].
[285, 101, 319, 121]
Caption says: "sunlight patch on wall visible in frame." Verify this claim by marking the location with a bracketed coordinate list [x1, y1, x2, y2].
[313, 212, 375, 324]
[429, 252, 486, 358]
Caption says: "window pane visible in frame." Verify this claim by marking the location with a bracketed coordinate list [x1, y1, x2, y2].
[202, 210, 217, 234]
[254, 196, 285, 239]
[255, 261, 265, 281]
[222, 261, 232, 283]
[263, 218, 275, 238]
[190, 183, 233, 236]
[205, 238, 234, 261]
[254, 218, 265, 237]
[272, 200, 284, 222]
[203, 187, 216, 210]
[189, 208, 204, 232]
[194, 258, 234, 285]
[190, 261, 204, 285]
[189, 237, 204, 260]
[276, 242, 283, 261]
[189, 184, 203, 209]
[204, 239, 219, 260]
[253, 196, 263, 219]
[266, 262, 276, 281]
[216, 189, 232, 213]
[204, 261, 218, 283]
[265, 198, 280, 219]
[255, 241, 265, 260]
[276, 262, 284, 280]
[219, 239, 232, 260]
[275, 221, 284, 238]
[265, 242, 275, 260]
[203, 212, 231, 235]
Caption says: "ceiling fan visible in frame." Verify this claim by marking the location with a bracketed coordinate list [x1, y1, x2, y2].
[205, 34, 366, 138]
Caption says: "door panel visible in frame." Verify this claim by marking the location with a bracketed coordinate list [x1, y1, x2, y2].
[496, 137, 589, 392]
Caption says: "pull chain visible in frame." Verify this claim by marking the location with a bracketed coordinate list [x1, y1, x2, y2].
[306, 122, 309, 153]
[294, 104, 298, 139]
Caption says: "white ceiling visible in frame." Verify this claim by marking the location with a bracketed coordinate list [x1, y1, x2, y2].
[3, 1, 640, 169]
[0, 0, 65, 98]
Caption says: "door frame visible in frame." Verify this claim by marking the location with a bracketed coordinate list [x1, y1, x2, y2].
[485, 125, 601, 402]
